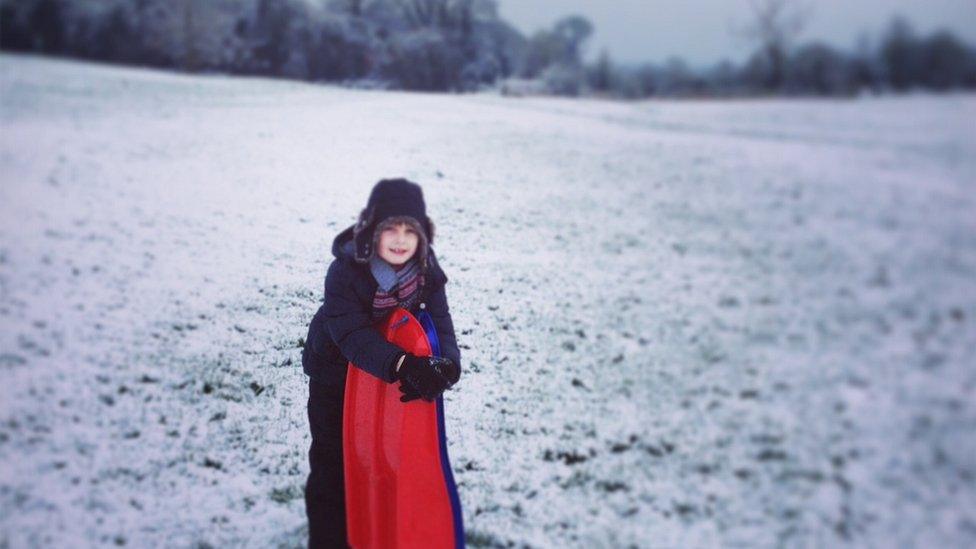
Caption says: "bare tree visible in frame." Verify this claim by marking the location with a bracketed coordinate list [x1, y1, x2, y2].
[393, 0, 493, 35]
[553, 14, 592, 67]
[328, 0, 364, 17]
[181, 0, 199, 71]
[396, 0, 452, 29]
[740, 0, 811, 91]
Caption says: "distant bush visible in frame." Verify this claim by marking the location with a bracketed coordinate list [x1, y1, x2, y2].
[380, 29, 464, 91]
[785, 42, 857, 96]
[305, 16, 372, 82]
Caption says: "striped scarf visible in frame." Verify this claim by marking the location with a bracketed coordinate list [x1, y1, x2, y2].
[369, 255, 425, 320]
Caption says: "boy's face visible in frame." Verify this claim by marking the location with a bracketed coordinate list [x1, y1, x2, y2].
[377, 222, 419, 266]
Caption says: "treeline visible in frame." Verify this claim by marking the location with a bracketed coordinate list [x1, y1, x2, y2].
[1, 0, 975, 98]
[587, 17, 976, 99]
[0, 0, 531, 91]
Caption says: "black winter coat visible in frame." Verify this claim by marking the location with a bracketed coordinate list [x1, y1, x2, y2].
[302, 225, 461, 387]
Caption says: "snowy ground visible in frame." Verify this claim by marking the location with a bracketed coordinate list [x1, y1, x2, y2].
[1, 53, 975, 548]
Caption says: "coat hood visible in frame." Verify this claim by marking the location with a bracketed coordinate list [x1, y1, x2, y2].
[331, 224, 357, 260]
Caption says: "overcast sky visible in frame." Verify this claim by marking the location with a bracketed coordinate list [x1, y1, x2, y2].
[496, 0, 976, 68]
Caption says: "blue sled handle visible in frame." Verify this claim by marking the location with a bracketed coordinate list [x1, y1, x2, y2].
[417, 310, 442, 358]
[416, 309, 465, 548]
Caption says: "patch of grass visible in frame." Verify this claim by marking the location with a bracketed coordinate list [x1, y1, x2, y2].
[465, 529, 509, 548]
[270, 485, 303, 504]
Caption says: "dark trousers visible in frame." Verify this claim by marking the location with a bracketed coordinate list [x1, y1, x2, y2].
[306, 377, 348, 548]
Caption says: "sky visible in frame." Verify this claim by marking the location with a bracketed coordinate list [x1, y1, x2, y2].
[496, 0, 976, 68]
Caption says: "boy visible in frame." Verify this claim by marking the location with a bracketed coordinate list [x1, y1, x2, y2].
[301, 178, 462, 548]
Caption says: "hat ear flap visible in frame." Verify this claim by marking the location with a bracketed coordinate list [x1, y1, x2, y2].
[354, 206, 374, 235]
[352, 206, 377, 263]
[427, 219, 435, 244]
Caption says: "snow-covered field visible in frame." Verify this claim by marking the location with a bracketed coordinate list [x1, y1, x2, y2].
[1, 53, 975, 548]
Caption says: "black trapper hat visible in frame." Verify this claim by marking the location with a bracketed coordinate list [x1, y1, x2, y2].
[352, 178, 433, 263]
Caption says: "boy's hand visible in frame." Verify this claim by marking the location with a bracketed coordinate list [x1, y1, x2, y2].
[396, 353, 459, 402]
[429, 355, 460, 385]
[398, 381, 422, 403]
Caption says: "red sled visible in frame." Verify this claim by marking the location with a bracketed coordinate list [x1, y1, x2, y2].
[343, 308, 465, 549]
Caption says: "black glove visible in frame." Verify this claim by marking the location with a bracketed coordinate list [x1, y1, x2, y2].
[397, 356, 459, 402]
[396, 353, 460, 402]
[398, 381, 422, 403]
[430, 355, 460, 386]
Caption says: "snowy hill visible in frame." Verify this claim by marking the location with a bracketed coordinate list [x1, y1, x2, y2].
[1, 53, 975, 547]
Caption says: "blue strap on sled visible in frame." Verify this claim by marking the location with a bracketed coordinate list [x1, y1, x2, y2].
[417, 310, 466, 549]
